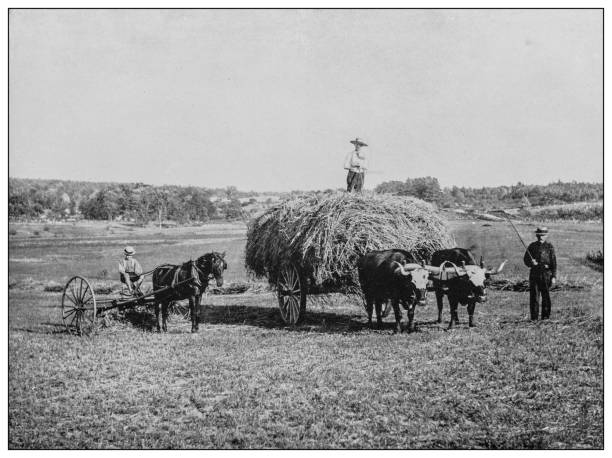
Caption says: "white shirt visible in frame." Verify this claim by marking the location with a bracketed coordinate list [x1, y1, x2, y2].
[343, 150, 367, 173]
[118, 257, 143, 275]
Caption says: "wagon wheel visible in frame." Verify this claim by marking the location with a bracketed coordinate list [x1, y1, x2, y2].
[61, 276, 97, 336]
[277, 263, 307, 325]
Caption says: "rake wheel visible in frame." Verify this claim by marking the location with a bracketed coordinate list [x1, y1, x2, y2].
[61, 276, 97, 336]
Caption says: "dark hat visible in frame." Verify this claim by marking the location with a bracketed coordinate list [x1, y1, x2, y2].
[535, 227, 549, 235]
[350, 137, 368, 147]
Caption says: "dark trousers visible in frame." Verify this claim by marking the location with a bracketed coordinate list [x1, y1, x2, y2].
[529, 269, 552, 320]
[119, 273, 141, 284]
[346, 171, 364, 192]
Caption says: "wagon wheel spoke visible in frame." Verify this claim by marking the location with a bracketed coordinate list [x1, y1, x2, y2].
[286, 296, 293, 323]
[69, 310, 79, 327]
[63, 307, 77, 317]
[64, 294, 77, 307]
[73, 278, 83, 302]
[79, 281, 90, 303]
[279, 295, 289, 315]
[69, 284, 79, 305]
[281, 270, 291, 293]
[285, 297, 292, 318]
[77, 278, 84, 303]
[280, 267, 300, 296]
[62, 307, 78, 320]
[287, 268, 299, 294]
[286, 267, 295, 289]
[290, 296, 298, 324]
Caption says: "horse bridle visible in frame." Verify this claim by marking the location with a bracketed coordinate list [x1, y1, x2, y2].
[195, 255, 225, 282]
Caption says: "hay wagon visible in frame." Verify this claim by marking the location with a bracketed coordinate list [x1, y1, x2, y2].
[246, 191, 455, 326]
[60, 275, 192, 336]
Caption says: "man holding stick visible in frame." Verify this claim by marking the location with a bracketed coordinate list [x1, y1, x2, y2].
[523, 227, 557, 320]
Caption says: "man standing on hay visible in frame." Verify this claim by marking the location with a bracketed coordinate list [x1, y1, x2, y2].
[344, 137, 368, 192]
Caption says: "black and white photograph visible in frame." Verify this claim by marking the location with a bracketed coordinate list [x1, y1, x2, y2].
[6, 5, 604, 450]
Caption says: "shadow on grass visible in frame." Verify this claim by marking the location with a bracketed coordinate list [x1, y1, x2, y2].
[200, 303, 368, 333]
[199, 303, 452, 335]
[13, 324, 73, 335]
[30, 302, 491, 336]
[119, 308, 159, 331]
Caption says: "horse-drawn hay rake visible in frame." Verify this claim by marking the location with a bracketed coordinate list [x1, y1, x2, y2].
[60, 274, 194, 336]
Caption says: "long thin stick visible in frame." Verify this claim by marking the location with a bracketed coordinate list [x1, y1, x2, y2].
[491, 209, 536, 264]
[506, 215, 536, 264]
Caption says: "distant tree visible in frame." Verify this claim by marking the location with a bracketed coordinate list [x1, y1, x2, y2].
[8, 183, 43, 218]
[375, 180, 406, 195]
[224, 198, 244, 220]
[404, 177, 442, 203]
[151, 187, 171, 228]
[79, 187, 120, 220]
[451, 186, 465, 204]
[225, 186, 238, 200]
[520, 195, 532, 208]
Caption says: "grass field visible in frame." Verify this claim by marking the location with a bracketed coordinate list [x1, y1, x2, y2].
[8, 218, 603, 449]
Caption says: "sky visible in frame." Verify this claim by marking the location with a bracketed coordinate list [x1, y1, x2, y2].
[9, 9, 603, 192]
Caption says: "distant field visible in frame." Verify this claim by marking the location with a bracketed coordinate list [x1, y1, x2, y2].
[8, 218, 603, 449]
[522, 201, 603, 221]
[9, 221, 249, 287]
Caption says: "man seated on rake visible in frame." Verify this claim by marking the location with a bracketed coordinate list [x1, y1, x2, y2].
[118, 246, 144, 295]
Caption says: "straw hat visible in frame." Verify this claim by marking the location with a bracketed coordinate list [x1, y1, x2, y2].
[535, 227, 549, 235]
[350, 137, 368, 147]
[124, 246, 136, 256]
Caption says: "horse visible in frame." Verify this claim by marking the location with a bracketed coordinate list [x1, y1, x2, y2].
[152, 251, 227, 333]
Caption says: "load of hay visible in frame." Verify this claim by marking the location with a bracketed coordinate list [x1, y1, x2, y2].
[245, 191, 455, 293]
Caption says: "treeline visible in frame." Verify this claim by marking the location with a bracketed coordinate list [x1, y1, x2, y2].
[8, 178, 258, 223]
[9, 177, 603, 223]
[375, 178, 603, 209]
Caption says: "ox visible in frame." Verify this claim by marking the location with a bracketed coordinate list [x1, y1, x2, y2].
[357, 249, 430, 333]
[427, 248, 506, 329]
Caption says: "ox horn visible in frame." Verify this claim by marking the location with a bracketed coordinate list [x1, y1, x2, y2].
[404, 263, 423, 270]
[479, 256, 484, 268]
[486, 259, 508, 275]
[392, 261, 411, 276]
[392, 261, 422, 276]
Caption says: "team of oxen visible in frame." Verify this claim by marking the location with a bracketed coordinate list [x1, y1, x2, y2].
[358, 248, 507, 333]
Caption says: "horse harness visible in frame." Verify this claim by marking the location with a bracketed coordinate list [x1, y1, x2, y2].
[170, 261, 207, 290]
